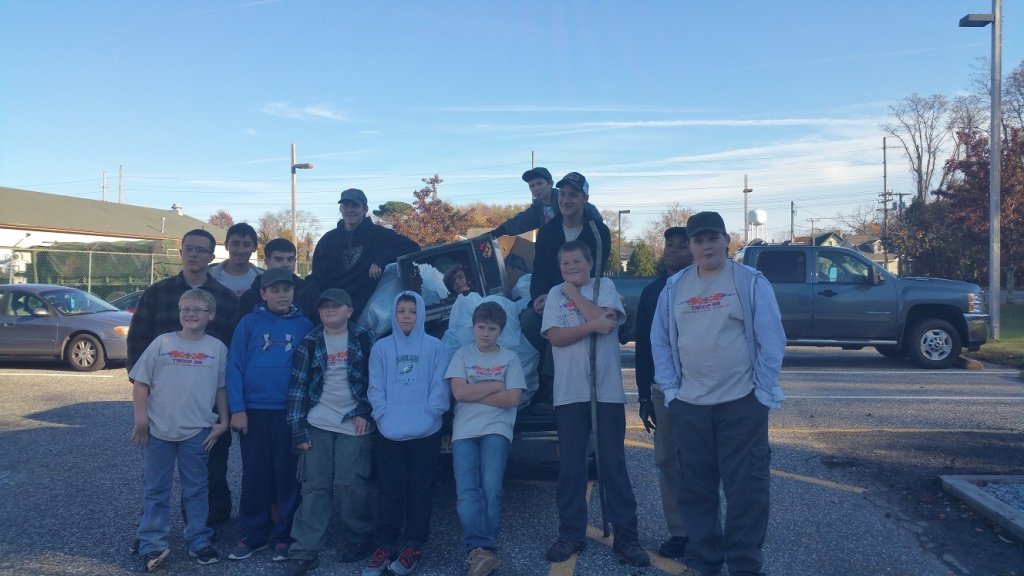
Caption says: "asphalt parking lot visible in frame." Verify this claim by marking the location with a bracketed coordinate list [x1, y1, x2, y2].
[1, 347, 1022, 575]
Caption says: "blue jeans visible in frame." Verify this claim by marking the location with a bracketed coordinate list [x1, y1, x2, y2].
[452, 434, 511, 552]
[138, 429, 213, 555]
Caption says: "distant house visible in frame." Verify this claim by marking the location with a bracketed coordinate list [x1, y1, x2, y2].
[0, 186, 226, 252]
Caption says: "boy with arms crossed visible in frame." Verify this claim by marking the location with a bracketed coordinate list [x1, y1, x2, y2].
[446, 301, 526, 576]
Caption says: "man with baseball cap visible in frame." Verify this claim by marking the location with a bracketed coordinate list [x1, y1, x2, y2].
[489, 167, 603, 238]
[309, 188, 419, 316]
[634, 225, 692, 559]
[521, 172, 611, 410]
[651, 211, 785, 576]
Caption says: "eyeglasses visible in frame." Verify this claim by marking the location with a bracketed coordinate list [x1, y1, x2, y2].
[179, 307, 210, 315]
[182, 245, 213, 256]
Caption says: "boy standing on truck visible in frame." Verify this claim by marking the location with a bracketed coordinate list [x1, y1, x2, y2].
[489, 167, 603, 238]
[365, 292, 450, 576]
[540, 240, 649, 567]
[446, 301, 527, 576]
[635, 226, 693, 559]
[651, 211, 785, 576]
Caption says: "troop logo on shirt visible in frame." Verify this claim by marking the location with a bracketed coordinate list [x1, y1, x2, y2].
[327, 350, 349, 367]
[161, 350, 215, 366]
[683, 292, 731, 313]
[469, 364, 504, 380]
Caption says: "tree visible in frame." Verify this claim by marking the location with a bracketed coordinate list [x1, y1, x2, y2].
[256, 209, 320, 264]
[1003, 60, 1024, 132]
[388, 175, 469, 247]
[463, 202, 529, 230]
[208, 209, 234, 229]
[601, 209, 625, 274]
[641, 203, 696, 260]
[372, 201, 414, 230]
[836, 203, 883, 237]
[882, 93, 951, 202]
[626, 241, 657, 276]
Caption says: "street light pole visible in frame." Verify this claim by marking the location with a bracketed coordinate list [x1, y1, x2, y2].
[617, 209, 630, 275]
[960, 0, 1002, 340]
[290, 144, 314, 243]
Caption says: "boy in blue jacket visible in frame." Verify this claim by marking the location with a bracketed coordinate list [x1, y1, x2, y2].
[364, 292, 450, 576]
[226, 267, 314, 562]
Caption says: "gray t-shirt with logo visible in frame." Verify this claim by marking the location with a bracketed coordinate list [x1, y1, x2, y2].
[445, 344, 526, 442]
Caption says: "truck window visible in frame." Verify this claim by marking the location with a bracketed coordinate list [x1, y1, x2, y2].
[754, 251, 805, 283]
[816, 251, 870, 284]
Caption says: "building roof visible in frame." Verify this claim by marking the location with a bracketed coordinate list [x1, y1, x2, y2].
[0, 187, 224, 241]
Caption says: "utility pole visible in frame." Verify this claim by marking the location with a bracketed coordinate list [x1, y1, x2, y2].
[808, 218, 824, 245]
[531, 150, 535, 169]
[118, 165, 124, 203]
[742, 174, 752, 244]
[100, 172, 107, 201]
[790, 202, 796, 243]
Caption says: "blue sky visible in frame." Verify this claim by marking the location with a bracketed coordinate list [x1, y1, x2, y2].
[2, 1, 1021, 242]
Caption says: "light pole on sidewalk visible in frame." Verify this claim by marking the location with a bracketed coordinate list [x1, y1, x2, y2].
[290, 143, 314, 243]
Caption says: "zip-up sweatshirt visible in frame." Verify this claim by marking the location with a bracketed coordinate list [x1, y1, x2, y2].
[651, 260, 786, 409]
[227, 305, 313, 413]
[368, 291, 451, 441]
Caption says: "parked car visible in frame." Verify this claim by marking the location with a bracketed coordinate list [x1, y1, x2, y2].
[0, 284, 133, 371]
[108, 290, 144, 313]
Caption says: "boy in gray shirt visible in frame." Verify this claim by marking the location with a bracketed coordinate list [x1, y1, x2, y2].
[445, 302, 526, 576]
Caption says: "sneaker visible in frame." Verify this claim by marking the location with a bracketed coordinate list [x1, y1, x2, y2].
[142, 549, 169, 573]
[545, 539, 584, 562]
[388, 547, 422, 575]
[466, 547, 501, 576]
[189, 545, 220, 565]
[657, 535, 689, 558]
[272, 542, 291, 562]
[362, 547, 393, 576]
[227, 538, 268, 560]
[341, 540, 375, 563]
[612, 537, 650, 567]
[285, 556, 320, 575]
[129, 538, 140, 555]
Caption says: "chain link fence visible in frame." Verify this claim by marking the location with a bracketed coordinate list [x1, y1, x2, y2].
[2, 243, 313, 302]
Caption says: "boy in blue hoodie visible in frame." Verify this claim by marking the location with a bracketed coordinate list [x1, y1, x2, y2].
[365, 292, 450, 576]
[226, 267, 314, 562]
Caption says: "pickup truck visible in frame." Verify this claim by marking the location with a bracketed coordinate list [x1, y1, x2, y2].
[734, 244, 990, 369]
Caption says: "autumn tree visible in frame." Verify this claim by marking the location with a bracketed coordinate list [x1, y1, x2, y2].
[256, 209, 320, 265]
[463, 202, 529, 231]
[641, 203, 696, 260]
[626, 241, 657, 277]
[882, 93, 952, 202]
[372, 201, 414, 230]
[208, 209, 234, 229]
[389, 175, 469, 247]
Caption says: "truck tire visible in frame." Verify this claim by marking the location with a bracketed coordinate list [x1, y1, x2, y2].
[907, 319, 960, 369]
[875, 345, 907, 360]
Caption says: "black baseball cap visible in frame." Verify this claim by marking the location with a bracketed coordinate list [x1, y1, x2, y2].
[664, 226, 688, 240]
[338, 188, 368, 206]
[522, 167, 553, 184]
[316, 288, 353, 308]
[555, 172, 589, 196]
[686, 211, 727, 237]
[260, 267, 295, 288]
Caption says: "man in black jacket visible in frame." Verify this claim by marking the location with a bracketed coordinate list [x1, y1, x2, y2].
[308, 188, 419, 316]
[521, 172, 611, 408]
[635, 226, 693, 558]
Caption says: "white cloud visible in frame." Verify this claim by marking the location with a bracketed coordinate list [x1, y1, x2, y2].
[261, 101, 348, 121]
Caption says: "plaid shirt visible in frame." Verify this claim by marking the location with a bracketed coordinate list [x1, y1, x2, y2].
[126, 272, 240, 372]
[287, 322, 375, 448]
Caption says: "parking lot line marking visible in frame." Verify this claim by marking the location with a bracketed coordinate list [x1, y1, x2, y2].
[585, 526, 689, 575]
[782, 369, 1020, 375]
[770, 470, 868, 494]
[624, 438, 870, 494]
[771, 427, 1023, 434]
[786, 395, 1024, 400]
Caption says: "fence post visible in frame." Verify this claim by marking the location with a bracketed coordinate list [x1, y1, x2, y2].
[87, 251, 93, 293]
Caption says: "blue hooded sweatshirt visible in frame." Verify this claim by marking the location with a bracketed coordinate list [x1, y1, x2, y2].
[368, 291, 451, 441]
[227, 305, 313, 413]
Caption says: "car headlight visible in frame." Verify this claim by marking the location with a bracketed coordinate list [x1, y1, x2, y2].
[967, 292, 985, 314]
[114, 326, 130, 337]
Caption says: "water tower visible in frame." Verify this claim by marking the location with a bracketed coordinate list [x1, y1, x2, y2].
[748, 209, 767, 240]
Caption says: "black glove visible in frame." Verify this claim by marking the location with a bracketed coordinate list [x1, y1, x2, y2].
[638, 397, 656, 433]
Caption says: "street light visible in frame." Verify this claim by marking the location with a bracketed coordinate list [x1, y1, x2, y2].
[617, 209, 630, 275]
[290, 143, 314, 242]
[960, 0, 1002, 340]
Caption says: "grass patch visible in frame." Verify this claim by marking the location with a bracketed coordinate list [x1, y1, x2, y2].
[966, 302, 1024, 368]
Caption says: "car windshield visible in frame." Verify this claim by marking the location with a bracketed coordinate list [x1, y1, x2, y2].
[40, 288, 119, 316]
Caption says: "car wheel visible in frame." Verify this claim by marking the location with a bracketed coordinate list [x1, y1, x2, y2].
[67, 334, 106, 372]
[907, 319, 960, 369]
[875, 345, 907, 360]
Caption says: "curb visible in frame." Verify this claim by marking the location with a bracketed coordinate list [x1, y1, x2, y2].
[956, 356, 984, 370]
[940, 475, 1024, 541]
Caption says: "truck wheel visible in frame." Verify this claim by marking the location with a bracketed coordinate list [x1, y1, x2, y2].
[875, 345, 907, 360]
[67, 334, 106, 372]
[907, 319, 960, 369]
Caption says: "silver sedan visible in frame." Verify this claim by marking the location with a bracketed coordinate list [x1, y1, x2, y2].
[0, 284, 132, 371]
